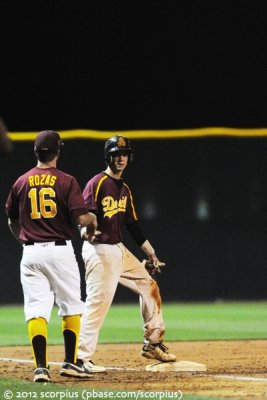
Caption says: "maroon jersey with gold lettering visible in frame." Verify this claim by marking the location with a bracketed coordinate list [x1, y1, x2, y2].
[83, 172, 137, 244]
[5, 166, 88, 242]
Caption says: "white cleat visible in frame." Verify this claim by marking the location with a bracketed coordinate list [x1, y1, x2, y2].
[34, 367, 52, 382]
[81, 359, 107, 373]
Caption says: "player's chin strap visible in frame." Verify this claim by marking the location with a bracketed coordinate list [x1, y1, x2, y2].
[140, 240, 166, 274]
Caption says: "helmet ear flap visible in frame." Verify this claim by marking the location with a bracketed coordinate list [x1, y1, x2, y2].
[104, 153, 112, 164]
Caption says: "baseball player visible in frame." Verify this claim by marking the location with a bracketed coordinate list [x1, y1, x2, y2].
[77, 135, 176, 373]
[5, 130, 96, 382]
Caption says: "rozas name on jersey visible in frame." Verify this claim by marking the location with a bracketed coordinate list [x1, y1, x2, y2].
[28, 174, 57, 187]
[102, 196, 127, 218]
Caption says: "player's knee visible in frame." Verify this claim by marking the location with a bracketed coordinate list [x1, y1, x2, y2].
[85, 290, 106, 305]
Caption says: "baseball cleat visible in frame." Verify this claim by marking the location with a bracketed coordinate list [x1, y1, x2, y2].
[77, 358, 106, 373]
[80, 359, 107, 373]
[60, 362, 93, 378]
[141, 343, 176, 362]
[34, 367, 52, 383]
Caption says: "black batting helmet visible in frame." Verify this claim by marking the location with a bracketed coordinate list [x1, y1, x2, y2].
[104, 135, 133, 164]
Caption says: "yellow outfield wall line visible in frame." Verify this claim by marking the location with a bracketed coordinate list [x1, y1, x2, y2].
[7, 127, 267, 141]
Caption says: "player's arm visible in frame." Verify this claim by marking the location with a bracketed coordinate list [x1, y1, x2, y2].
[79, 177, 102, 241]
[140, 239, 166, 273]
[6, 186, 21, 243]
[126, 221, 165, 271]
[7, 218, 23, 244]
[76, 211, 98, 242]
[68, 176, 98, 241]
[76, 211, 96, 227]
[125, 183, 165, 270]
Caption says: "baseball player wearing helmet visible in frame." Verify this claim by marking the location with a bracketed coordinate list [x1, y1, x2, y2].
[77, 135, 176, 373]
[5, 130, 96, 382]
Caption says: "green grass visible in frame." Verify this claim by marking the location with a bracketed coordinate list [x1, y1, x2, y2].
[0, 378, 235, 400]
[1, 302, 258, 400]
[164, 301, 267, 340]
[0, 302, 267, 345]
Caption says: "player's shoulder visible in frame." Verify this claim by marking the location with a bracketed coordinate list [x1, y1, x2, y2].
[55, 168, 75, 180]
[87, 171, 107, 185]
[54, 168, 82, 189]
[14, 167, 37, 184]
[122, 179, 132, 191]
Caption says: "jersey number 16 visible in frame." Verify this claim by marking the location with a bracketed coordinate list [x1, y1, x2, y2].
[28, 188, 57, 219]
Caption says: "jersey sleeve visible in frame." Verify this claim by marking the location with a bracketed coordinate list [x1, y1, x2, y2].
[67, 177, 89, 218]
[126, 220, 146, 246]
[83, 178, 99, 212]
[123, 182, 138, 224]
[5, 185, 20, 219]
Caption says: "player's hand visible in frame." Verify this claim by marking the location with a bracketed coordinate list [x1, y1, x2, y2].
[87, 227, 101, 242]
[80, 225, 101, 242]
[148, 254, 166, 273]
[144, 256, 166, 275]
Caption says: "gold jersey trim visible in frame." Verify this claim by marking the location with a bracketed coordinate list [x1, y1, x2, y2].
[123, 182, 138, 221]
[95, 175, 108, 203]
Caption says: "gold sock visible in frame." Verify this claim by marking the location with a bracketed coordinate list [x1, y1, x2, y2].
[62, 315, 80, 364]
[28, 317, 48, 368]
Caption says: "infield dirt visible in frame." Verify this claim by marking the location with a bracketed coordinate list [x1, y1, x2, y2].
[1, 340, 267, 399]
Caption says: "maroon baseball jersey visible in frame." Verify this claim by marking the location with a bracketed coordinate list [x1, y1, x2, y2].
[5, 166, 88, 242]
[83, 172, 138, 244]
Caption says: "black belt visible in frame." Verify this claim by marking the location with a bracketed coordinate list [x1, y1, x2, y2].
[24, 239, 67, 246]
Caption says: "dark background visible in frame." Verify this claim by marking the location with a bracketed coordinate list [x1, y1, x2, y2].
[0, 1, 267, 303]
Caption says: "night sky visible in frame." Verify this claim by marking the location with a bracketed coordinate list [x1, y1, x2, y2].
[1, 0, 266, 131]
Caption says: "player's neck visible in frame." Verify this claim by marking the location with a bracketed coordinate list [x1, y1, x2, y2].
[105, 166, 122, 180]
[37, 160, 57, 169]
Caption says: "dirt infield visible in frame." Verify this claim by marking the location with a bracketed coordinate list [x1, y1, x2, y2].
[1, 340, 267, 399]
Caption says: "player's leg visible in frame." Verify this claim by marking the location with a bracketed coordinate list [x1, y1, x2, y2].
[119, 244, 176, 362]
[46, 242, 91, 378]
[119, 244, 165, 342]
[28, 318, 48, 368]
[77, 242, 122, 372]
[21, 247, 54, 382]
[59, 314, 93, 378]
[62, 315, 81, 364]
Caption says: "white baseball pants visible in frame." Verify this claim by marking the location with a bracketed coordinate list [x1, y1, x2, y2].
[78, 242, 165, 362]
[20, 241, 85, 322]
